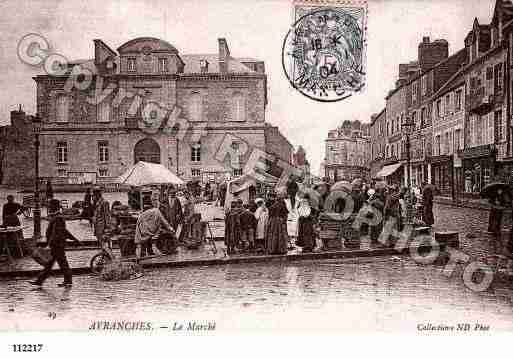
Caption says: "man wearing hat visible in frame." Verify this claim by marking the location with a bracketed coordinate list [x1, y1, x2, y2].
[30, 199, 79, 287]
[92, 186, 111, 255]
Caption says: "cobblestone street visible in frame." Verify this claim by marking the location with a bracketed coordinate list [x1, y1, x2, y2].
[1, 257, 513, 331]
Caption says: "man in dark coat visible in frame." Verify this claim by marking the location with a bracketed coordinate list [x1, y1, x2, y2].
[422, 183, 435, 226]
[240, 204, 257, 250]
[2, 195, 23, 226]
[30, 199, 79, 288]
[224, 200, 244, 254]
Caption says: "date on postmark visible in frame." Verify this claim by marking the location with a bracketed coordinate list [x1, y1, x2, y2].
[282, 0, 368, 102]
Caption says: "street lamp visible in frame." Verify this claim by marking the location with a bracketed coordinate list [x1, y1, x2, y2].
[401, 116, 415, 189]
[32, 113, 42, 241]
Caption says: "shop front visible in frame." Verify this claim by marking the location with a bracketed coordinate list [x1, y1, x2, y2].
[460, 144, 497, 197]
[431, 155, 453, 196]
[375, 161, 402, 185]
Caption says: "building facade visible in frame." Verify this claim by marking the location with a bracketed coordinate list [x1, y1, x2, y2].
[324, 120, 370, 182]
[0, 107, 35, 187]
[369, 108, 386, 179]
[431, 72, 466, 196]
[293, 146, 311, 185]
[34, 37, 292, 185]
[461, 13, 510, 195]
[369, 0, 513, 199]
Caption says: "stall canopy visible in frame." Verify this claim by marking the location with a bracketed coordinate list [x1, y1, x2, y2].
[375, 163, 402, 178]
[117, 161, 185, 187]
[224, 172, 279, 210]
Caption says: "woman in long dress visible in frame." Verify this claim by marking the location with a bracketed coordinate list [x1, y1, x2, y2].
[266, 188, 289, 255]
[254, 198, 268, 251]
[296, 194, 317, 253]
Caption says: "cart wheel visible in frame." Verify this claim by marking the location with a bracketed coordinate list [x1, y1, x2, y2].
[22, 208, 32, 218]
[90, 252, 111, 275]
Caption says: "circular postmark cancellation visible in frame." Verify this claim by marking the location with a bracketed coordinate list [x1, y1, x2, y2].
[282, 7, 366, 102]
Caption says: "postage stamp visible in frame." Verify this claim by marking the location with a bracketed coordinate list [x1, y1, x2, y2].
[282, 0, 368, 102]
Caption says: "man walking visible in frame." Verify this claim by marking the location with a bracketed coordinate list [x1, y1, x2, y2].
[29, 199, 79, 288]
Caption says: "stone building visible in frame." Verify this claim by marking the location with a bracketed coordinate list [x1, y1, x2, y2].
[293, 145, 311, 185]
[369, 108, 386, 179]
[0, 107, 35, 187]
[323, 120, 370, 182]
[405, 42, 467, 188]
[460, 5, 512, 195]
[33, 36, 293, 185]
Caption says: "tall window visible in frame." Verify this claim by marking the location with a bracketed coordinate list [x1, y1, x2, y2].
[455, 89, 462, 111]
[189, 92, 202, 122]
[191, 143, 201, 162]
[495, 110, 503, 141]
[233, 93, 245, 121]
[421, 75, 427, 96]
[421, 107, 426, 127]
[455, 129, 461, 151]
[444, 133, 449, 155]
[98, 141, 109, 163]
[127, 58, 136, 72]
[56, 95, 69, 123]
[56, 142, 68, 163]
[412, 111, 418, 129]
[494, 63, 503, 94]
[445, 94, 451, 115]
[436, 99, 441, 119]
[158, 58, 168, 73]
[98, 99, 110, 122]
[435, 135, 440, 156]
[412, 81, 418, 103]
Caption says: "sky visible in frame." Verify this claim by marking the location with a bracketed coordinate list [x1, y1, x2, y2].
[0, 0, 497, 176]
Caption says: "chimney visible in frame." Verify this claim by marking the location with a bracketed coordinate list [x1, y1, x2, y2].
[10, 104, 26, 128]
[218, 38, 230, 73]
[418, 36, 449, 71]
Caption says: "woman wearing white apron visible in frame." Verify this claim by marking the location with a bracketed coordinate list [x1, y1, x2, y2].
[284, 181, 300, 244]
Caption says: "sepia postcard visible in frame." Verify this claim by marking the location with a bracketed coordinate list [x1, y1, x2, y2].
[0, 0, 513, 352]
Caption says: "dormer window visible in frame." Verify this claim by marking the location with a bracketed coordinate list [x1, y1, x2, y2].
[159, 58, 168, 73]
[200, 60, 209, 73]
[127, 58, 136, 72]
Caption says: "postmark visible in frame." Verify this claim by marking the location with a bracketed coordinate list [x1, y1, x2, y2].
[282, 0, 368, 102]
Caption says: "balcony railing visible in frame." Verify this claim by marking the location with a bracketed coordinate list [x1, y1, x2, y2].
[468, 87, 493, 115]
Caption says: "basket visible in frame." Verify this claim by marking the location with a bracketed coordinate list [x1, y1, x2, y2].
[31, 247, 52, 266]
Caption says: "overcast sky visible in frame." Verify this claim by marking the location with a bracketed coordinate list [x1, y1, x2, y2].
[0, 0, 497, 175]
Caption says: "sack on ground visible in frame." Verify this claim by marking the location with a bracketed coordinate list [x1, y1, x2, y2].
[31, 247, 52, 266]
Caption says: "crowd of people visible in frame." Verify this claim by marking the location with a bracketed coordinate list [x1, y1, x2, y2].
[222, 178, 438, 255]
[17, 175, 513, 288]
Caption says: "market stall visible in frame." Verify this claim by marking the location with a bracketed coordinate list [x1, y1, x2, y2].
[115, 161, 185, 256]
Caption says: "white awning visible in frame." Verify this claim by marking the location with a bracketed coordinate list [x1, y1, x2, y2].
[375, 163, 402, 178]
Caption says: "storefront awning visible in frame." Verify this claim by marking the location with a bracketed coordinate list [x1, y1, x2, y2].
[375, 163, 402, 178]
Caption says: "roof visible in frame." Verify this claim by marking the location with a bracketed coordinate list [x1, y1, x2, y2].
[181, 54, 256, 74]
[117, 37, 179, 54]
[386, 48, 467, 99]
[432, 67, 465, 100]
[370, 108, 385, 126]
